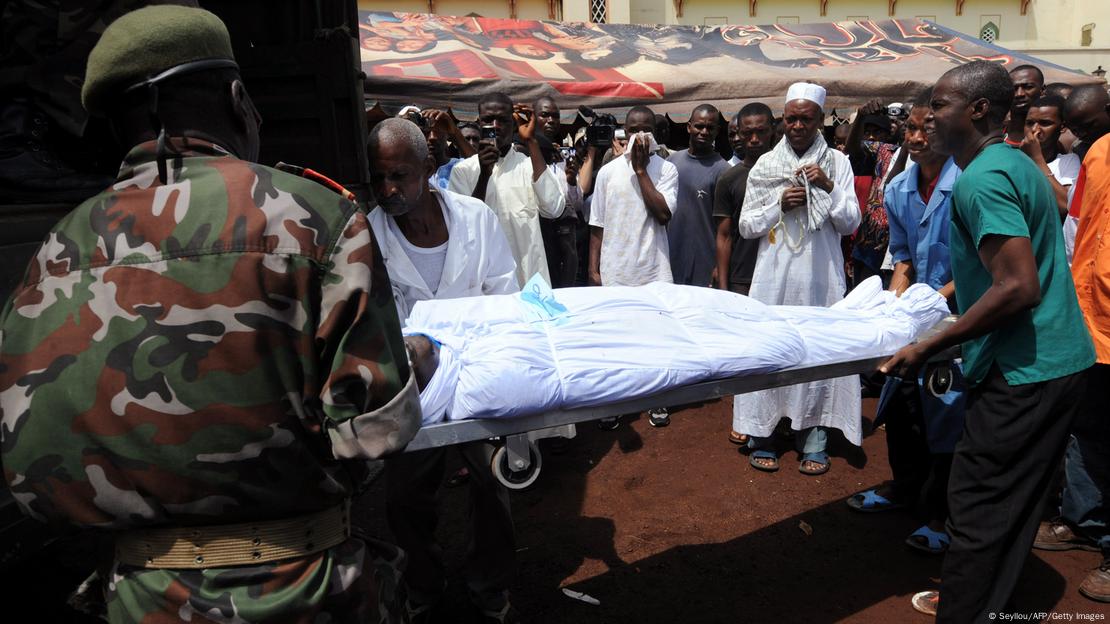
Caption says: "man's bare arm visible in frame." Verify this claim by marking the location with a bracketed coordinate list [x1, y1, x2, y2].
[881, 234, 1041, 376]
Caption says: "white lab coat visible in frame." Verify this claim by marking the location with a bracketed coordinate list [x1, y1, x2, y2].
[368, 189, 519, 323]
[733, 148, 864, 444]
[448, 149, 566, 287]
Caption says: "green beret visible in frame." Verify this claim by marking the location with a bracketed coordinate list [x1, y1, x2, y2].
[82, 5, 236, 115]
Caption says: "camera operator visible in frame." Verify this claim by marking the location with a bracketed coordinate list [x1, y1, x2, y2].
[448, 92, 566, 287]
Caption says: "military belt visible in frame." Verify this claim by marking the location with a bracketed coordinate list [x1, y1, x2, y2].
[115, 500, 350, 569]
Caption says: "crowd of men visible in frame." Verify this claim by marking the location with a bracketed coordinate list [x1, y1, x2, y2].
[2, 5, 1110, 624]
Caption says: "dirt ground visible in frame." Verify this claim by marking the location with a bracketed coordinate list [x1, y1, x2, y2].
[357, 397, 1110, 624]
[8, 398, 1110, 623]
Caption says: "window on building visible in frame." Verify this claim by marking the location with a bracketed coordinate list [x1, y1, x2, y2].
[590, 0, 608, 23]
[980, 21, 999, 43]
[1082, 23, 1094, 47]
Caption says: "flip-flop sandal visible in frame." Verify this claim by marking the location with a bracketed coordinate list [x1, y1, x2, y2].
[798, 452, 830, 476]
[729, 431, 749, 445]
[749, 450, 779, 472]
[905, 525, 950, 554]
[911, 590, 940, 616]
[845, 488, 908, 513]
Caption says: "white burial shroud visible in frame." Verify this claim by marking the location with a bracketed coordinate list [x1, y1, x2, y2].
[405, 276, 950, 426]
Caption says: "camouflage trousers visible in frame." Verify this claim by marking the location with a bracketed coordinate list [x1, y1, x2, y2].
[105, 536, 407, 624]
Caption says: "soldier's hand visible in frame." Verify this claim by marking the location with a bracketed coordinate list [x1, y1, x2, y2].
[781, 186, 807, 212]
[477, 141, 499, 174]
[796, 164, 833, 193]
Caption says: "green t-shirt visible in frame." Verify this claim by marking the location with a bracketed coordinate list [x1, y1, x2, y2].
[949, 143, 1094, 386]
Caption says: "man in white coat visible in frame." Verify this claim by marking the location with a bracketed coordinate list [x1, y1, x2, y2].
[735, 82, 862, 476]
[367, 118, 522, 624]
[449, 92, 566, 288]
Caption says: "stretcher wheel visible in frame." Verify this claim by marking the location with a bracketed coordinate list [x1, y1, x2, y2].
[491, 441, 542, 490]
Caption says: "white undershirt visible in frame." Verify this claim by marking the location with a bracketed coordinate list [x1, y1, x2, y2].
[388, 201, 449, 295]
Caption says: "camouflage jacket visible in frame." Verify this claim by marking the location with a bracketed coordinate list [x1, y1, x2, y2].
[0, 138, 421, 531]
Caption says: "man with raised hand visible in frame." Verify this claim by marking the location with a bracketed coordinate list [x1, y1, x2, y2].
[448, 92, 566, 287]
[1020, 94, 1080, 219]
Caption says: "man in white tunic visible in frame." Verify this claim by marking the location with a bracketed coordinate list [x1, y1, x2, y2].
[367, 118, 523, 623]
[734, 82, 862, 475]
[449, 92, 566, 287]
[588, 105, 679, 288]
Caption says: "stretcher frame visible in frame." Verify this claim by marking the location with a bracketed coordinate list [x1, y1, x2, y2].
[402, 316, 959, 487]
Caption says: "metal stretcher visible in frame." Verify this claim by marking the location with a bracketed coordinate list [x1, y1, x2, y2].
[403, 316, 960, 490]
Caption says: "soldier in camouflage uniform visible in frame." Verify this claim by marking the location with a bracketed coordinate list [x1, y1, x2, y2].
[0, 6, 422, 623]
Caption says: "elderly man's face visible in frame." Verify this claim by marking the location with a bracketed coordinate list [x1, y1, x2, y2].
[369, 139, 432, 217]
[783, 99, 822, 153]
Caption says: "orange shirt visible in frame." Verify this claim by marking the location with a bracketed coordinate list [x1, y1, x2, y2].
[1072, 133, 1110, 363]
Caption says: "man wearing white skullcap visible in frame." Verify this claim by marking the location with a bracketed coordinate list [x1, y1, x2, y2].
[733, 82, 862, 476]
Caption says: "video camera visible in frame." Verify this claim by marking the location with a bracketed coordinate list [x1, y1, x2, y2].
[579, 105, 619, 149]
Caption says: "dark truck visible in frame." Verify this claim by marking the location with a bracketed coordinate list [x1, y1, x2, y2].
[0, 0, 372, 574]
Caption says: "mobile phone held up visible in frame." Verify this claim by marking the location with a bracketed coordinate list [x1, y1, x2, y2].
[481, 125, 498, 141]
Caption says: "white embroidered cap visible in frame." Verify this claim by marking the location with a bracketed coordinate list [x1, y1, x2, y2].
[785, 82, 827, 109]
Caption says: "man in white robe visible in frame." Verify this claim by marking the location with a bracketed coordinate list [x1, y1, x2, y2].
[367, 118, 522, 622]
[449, 92, 566, 288]
[734, 82, 862, 475]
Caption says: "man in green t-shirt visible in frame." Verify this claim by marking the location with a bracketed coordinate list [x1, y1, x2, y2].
[881, 60, 1095, 622]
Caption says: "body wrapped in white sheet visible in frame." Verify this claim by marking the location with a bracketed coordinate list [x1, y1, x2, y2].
[406, 277, 949, 437]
